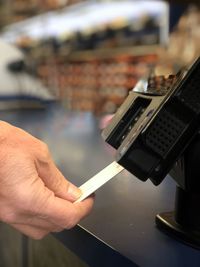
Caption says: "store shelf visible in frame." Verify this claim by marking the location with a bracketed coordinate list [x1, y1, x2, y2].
[62, 45, 160, 61]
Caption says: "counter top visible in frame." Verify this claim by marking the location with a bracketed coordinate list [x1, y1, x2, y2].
[1, 103, 200, 267]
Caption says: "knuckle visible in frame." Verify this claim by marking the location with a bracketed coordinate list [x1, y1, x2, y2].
[64, 214, 78, 230]
[38, 142, 51, 163]
[2, 211, 17, 224]
[52, 227, 63, 233]
[52, 177, 63, 191]
[14, 190, 33, 212]
[15, 185, 52, 216]
[40, 142, 50, 156]
[33, 191, 54, 217]
[32, 231, 48, 240]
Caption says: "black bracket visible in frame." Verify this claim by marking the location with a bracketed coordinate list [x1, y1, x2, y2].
[156, 134, 200, 249]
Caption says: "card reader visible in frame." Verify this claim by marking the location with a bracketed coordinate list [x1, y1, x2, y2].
[102, 57, 200, 185]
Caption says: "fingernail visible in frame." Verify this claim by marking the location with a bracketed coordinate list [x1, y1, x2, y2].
[68, 184, 82, 201]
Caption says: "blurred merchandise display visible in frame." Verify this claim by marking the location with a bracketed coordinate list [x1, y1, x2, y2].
[0, 0, 85, 27]
[4, 2, 199, 115]
[158, 5, 200, 67]
[0, 1, 168, 114]
[0, 39, 55, 110]
[1, 1, 169, 51]
[0, 2, 198, 116]
[36, 54, 158, 114]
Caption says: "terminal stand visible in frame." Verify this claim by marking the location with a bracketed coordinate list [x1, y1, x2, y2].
[156, 134, 200, 249]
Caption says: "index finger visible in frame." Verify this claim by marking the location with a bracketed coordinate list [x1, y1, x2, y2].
[38, 193, 94, 229]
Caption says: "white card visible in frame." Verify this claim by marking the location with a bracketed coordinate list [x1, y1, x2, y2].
[75, 161, 124, 202]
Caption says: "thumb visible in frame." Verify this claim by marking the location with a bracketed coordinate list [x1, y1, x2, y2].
[36, 160, 81, 202]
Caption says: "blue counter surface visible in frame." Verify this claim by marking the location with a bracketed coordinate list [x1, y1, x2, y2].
[1, 104, 200, 267]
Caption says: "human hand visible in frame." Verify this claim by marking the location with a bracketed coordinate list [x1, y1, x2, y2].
[0, 121, 94, 239]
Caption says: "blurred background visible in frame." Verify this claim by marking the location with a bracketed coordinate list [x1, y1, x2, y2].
[0, 2, 199, 267]
[0, 0, 199, 114]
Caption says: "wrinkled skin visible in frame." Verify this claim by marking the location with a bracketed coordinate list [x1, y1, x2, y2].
[0, 121, 94, 239]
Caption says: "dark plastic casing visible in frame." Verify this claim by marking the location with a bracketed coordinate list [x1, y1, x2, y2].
[102, 57, 200, 185]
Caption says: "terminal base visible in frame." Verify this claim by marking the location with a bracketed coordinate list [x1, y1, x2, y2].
[156, 211, 200, 250]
